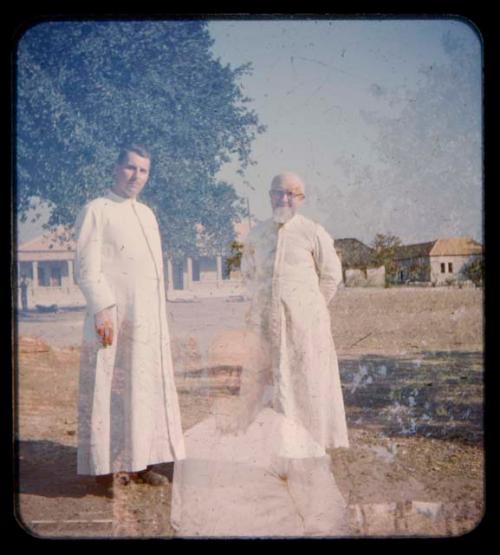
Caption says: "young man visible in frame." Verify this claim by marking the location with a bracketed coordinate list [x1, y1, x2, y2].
[75, 144, 185, 491]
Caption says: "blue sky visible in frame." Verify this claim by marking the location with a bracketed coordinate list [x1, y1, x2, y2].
[18, 17, 482, 246]
[209, 17, 482, 245]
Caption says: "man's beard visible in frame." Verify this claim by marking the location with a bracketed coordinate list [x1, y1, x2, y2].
[272, 206, 296, 224]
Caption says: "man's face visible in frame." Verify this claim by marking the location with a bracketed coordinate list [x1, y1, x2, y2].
[269, 177, 305, 223]
[112, 151, 151, 199]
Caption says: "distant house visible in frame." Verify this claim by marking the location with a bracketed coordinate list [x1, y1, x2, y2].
[392, 237, 483, 285]
[17, 227, 84, 310]
[168, 220, 251, 300]
[334, 238, 385, 287]
[16, 221, 252, 309]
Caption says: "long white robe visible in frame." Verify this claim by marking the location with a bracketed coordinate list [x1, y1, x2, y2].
[170, 213, 350, 537]
[241, 213, 349, 451]
[75, 190, 185, 475]
[171, 403, 349, 537]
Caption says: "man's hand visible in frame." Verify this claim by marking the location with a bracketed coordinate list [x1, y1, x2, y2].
[95, 307, 114, 347]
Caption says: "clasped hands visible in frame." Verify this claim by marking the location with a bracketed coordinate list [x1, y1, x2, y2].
[95, 306, 114, 347]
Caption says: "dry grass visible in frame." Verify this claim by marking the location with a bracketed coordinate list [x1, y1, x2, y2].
[15, 287, 484, 538]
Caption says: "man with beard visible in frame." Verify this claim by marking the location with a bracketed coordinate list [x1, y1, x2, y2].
[75, 144, 185, 492]
[240, 171, 349, 452]
[170, 172, 349, 537]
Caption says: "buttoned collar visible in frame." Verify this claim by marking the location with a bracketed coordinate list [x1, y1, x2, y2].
[107, 190, 137, 204]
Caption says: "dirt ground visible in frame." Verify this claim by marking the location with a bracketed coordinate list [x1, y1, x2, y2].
[14, 287, 484, 538]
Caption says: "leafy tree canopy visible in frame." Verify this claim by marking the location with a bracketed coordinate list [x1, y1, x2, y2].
[16, 20, 265, 257]
[371, 232, 402, 281]
[461, 257, 484, 286]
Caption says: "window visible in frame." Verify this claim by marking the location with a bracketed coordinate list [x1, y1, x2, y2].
[19, 262, 33, 280]
[38, 266, 48, 286]
[37, 261, 64, 286]
[222, 257, 231, 280]
[172, 260, 184, 290]
[192, 258, 200, 281]
[50, 266, 62, 286]
[441, 263, 446, 273]
[448, 262, 453, 273]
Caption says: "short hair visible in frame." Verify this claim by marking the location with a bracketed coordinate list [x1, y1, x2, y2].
[116, 144, 152, 165]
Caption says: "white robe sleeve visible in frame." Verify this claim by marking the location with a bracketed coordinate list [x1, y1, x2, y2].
[313, 224, 343, 305]
[75, 203, 116, 315]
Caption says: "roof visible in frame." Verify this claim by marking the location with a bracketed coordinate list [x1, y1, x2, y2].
[19, 220, 254, 261]
[194, 219, 254, 255]
[394, 241, 435, 261]
[334, 238, 378, 268]
[18, 227, 75, 262]
[430, 237, 483, 256]
[395, 237, 483, 260]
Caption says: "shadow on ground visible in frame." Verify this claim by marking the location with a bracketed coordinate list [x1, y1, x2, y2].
[179, 350, 483, 445]
[17, 440, 106, 498]
[16, 440, 175, 499]
[339, 351, 483, 445]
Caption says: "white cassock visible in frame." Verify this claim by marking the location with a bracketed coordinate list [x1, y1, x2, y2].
[171, 213, 350, 537]
[75, 190, 185, 476]
[241, 213, 349, 451]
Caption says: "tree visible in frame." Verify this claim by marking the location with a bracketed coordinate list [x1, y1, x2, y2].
[461, 257, 484, 286]
[371, 232, 402, 285]
[16, 21, 265, 258]
[225, 240, 244, 275]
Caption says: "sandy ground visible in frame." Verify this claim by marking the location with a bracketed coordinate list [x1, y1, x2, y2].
[15, 287, 484, 538]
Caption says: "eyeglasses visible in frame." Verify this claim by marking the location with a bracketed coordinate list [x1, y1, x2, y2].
[270, 190, 304, 200]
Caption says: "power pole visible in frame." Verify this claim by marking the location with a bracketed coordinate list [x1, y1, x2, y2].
[246, 197, 252, 228]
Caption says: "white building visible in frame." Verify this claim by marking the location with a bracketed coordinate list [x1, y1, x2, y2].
[16, 222, 252, 310]
[166, 220, 251, 300]
[393, 237, 483, 285]
[334, 238, 385, 287]
[17, 228, 84, 310]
